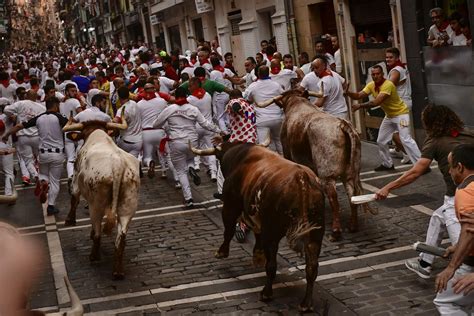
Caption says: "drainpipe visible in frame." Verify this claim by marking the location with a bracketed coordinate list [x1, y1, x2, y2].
[284, 0, 299, 57]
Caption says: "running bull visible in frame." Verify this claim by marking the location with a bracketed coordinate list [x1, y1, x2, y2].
[62, 118, 140, 279]
[191, 139, 325, 312]
[256, 89, 375, 241]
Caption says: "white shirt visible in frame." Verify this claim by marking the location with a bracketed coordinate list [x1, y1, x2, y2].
[451, 32, 468, 46]
[74, 106, 111, 123]
[187, 92, 213, 121]
[270, 69, 297, 91]
[4, 100, 45, 136]
[210, 69, 234, 89]
[0, 82, 18, 103]
[300, 72, 321, 103]
[137, 97, 168, 129]
[153, 103, 220, 142]
[181, 66, 195, 78]
[428, 24, 453, 43]
[159, 77, 176, 94]
[57, 80, 78, 94]
[244, 69, 257, 88]
[23, 112, 68, 149]
[388, 66, 412, 108]
[317, 73, 347, 115]
[244, 79, 284, 124]
[300, 63, 311, 75]
[60, 98, 81, 119]
[334, 49, 342, 74]
[86, 88, 101, 108]
[116, 100, 142, 143]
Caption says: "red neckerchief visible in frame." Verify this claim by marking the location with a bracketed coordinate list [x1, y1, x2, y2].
[270, 67, 280, 75]
[110, 74, 117, 81]
[31, 84, 39, 90]
[100, 78, 107, 85]
[175, 97, 187, 105]
[190, 57, 197, 65]
[158, 92, 171, 101]
[159, 136, 170, 153]
[317, 69, 333, 78]
[374, 78, 386, 93]
[387, 60, 406, 71]
[90, 64, 97, 68]
[197, 76, 206, 82]
[137, 91, 156, 101]
[455, 28, 463, 36]
[451, 129, 460, 137]
[0, 80, 9, 88]
[438, 21, 450, 32]
[16, 79, 24, 84]
[267, 55, 273, 61]
[200, 59, 210, 65]
[192, 87, 206, 99]
[213, 65, 225, 72]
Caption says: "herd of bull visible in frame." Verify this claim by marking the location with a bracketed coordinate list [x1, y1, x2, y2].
[0, 89, 376, 313]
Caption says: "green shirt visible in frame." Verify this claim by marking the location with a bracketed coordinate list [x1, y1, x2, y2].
[180, 79, 226, 95]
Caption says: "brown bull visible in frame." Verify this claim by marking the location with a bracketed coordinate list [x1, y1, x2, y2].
[63, 119, 140, 279]
[257, 90, 374, 241]
[192, 141, 325, 312]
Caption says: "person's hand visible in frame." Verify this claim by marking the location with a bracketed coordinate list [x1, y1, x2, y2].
[351, 103, 361, 112]
[375, 187, 389, 200]
[435, 267, 456, 293]
[452, 273, 474, 295]
[212, 135, 223, 146]
[442, 245, 456, 258]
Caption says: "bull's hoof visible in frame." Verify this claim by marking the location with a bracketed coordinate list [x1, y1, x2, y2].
[252, 250, 266, 268]
[348, 223, 358, 233]
[260, 289, 273, 302]
[102, 222, 114, 236]
[328, 230, 342, 242]
[214, 250, 229, 259]
[64, 218, 76, 226]
[89, 252, 101, 262]
[113, 272, 125, 280]
[298, 304, 314, 313]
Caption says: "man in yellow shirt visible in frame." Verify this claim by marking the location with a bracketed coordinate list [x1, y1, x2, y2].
[346, 65, 421, 171]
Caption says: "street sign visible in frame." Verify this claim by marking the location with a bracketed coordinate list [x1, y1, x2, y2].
[195, 0, 213, 14]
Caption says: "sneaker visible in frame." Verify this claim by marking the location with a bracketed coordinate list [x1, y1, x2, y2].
[185, 198, 194, 209]
[213, 192, 223, 200]
[22, 176, 31, 186]
[209, 171, 217, 182]
[175, 181, 182, 189]
[405, 258, 431, 279]
[188, 167, 201, 186]
[148, 160, 155, 179]
[401, 154, 411, 164]
[39, 181, 49, 204]
[389, 148, 403, 158]
[46, 205, 60, 216]
[235, 223, 246, 243]
[374, 164, 395, 172]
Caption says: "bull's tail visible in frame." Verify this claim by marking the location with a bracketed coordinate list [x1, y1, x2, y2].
[103, 167, 123, 236]
[286, 171, 322, 256]
[340, 120, 377, 214]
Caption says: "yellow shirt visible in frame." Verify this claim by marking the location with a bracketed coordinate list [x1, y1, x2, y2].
[362, 80, 409, 118]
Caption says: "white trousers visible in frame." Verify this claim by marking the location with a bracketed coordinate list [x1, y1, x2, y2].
[332, 111, 349, 120]
[0, 142, 14, 195]
[117, 139, 143, 159]
[142, 129, 166, 166]
[38, 152, 64, 206]
[17, 152, 29, 179]
[420, 195, 460, 264]
[434, 264, 474, 315]
[169, 140, 197, 201]
[65, 137, 83, 179]
[213, 93, 230, 133]
[377, 113, 421, 167]
[193, 127, 217, 176]
[16, 135, 39, 178]
[257, 118, 283, 155]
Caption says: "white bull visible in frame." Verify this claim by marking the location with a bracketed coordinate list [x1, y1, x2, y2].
[63, 119, 140, 279]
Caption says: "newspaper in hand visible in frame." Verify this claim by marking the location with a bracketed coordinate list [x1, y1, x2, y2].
[351, 194, 376, 204]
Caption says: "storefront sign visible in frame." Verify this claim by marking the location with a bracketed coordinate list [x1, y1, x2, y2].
[195, 0, 213, 14]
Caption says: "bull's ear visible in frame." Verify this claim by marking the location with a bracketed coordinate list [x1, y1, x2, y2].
[302, 90, 309, 100]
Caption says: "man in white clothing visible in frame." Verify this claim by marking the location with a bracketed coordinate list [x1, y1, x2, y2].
[4, 90, 45, 183]
[61, 84, 83, 182]
[244, 66, 284, 154]
[331, 35, 343, 74]
[74, 94, 111, 123]
[153, 87, 221, 208]
[115, 86, 143, 159]
[427, 7, 453, 47]
[209, 57, 234, 132]
[312, 56, 349, 120]
[269, 59, 297, 92]
[187, 77, 218, 181]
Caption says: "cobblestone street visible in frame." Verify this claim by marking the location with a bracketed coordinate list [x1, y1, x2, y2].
[1, 142, 449, 315]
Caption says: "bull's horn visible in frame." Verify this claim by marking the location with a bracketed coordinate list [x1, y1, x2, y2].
[0, 179, 17, 204]
[106, 107, 128, 130]
[258, 132, 271, 147]
[62, 122, 84, 132]
[255, 94, 283, 108]
[188, 140, 220, 156]
[308, 81, 324, 98]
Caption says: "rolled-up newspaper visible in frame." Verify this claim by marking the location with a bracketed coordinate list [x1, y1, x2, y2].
[351, 194, 376, 204]
[413, 242, 447, 257]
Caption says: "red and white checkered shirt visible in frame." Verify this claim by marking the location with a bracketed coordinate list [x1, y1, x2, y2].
[225, 98, 257, 143]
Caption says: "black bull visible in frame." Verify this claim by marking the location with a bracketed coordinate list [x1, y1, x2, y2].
[192, 142, 325, 312]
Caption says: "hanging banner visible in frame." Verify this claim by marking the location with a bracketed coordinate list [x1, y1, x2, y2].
[195, 0, 213, 14]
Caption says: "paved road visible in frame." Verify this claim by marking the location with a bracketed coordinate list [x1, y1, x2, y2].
[0, 142, 449, 315]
